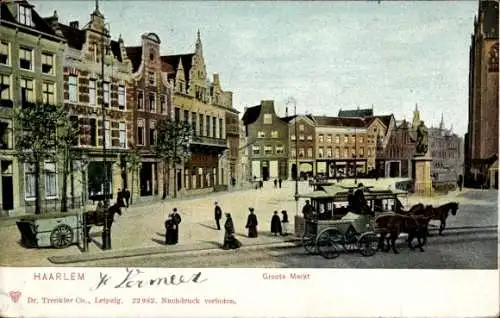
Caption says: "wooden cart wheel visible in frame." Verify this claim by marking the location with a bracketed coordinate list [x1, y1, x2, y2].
[50, 224, 74, 249]
[317, 228, 344, 259]
[302, 232, 317, 254]
[358, 232, 378, 257]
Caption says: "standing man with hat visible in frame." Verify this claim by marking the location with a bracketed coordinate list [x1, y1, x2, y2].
[214, 202, 222, 230]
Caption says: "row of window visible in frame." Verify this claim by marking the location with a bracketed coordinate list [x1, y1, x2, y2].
[173, 107, 225, 139]
[24, 162, 57, 199]
[252, 145, 284, 155]
[317, 134, 365, 144]
[257, 130, 280, 139]
[73, 118, 127, 149]
[0, 42, 55, 74]
[317, 147, 368, 158]
[0, 74, 55, 105]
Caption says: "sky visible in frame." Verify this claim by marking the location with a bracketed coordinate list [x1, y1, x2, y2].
[33, 0, 479, 136]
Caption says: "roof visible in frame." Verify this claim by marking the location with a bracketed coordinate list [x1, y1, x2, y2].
[480, 0, 499, 39]
[125, 46, 142, 73]
[241, 105, 261, 125]
[58, 23, 86, 50]
[280, 115, 297, 123]
[1, 2, 63, 41]
[338, 108, 373, 118]
[364, 115, 393, 128]
[160, 53, 195, 87]
[312, 116, 366, 127]
[299, 185, 407, 200]
[111, 40, 122, 62]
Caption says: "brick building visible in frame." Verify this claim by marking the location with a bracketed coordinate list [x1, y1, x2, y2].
[0, 1, 66, 214]
[429, 115, 464, 184]
[288, 115, 315, 179]
[313, 116, 368, 178]
[161, 31, 234, 195]
[125, 32, 171, 199]
[465, 0, 499, 188]
[242, 100, 291, 181]
[44, 6, 134, 204]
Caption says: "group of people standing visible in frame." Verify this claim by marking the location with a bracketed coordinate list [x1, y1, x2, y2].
[116, 188, 131, 208]
[273, 178, 283, 189]
[214, 202, 290, 250]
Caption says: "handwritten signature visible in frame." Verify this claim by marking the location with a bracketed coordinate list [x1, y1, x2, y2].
[91, 268, 207, 291]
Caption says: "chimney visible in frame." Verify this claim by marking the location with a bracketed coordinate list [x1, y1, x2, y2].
[69, 21, 79, 29]
[213, 73, 220, 84]
[285, 107, 288, 117]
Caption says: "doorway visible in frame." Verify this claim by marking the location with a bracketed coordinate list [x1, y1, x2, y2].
[389, 161, 400, 178]
[262, 166, 269, 181]
[1, 176, 13, 211]
[177, 170, 182, 191]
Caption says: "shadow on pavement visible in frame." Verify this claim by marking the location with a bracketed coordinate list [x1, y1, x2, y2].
[198, 223, 220, 231]
[200, 240, 222, 248]
[456, 190, 499, 201]
[155, 232, 165, 237]
[151, 238, 166, 246]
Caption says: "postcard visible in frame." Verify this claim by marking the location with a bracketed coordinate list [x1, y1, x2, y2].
[0, 0, 498, 317]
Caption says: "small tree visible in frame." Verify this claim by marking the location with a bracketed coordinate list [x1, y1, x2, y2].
[57, 111, 79, 212]
[155, 119, 192, 199]
[14, 103, 68, 214]
[125, 149, 141, 205]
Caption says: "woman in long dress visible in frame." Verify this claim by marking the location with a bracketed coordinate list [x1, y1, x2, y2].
[246, 208, 258, 238]
[281, 210, 289, 236]
[270, 211, 282, 236]
[223, 213, 241, 250]
[164, 215, 176, 245]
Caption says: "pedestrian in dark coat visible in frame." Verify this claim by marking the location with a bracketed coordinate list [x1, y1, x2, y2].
[457, 174, 463, 191]
[278, 178, 282, 188]
[116, 188, 125, 207]
[214, 202, 222, 230]
[246, 207, 258, 238]
[164, 215, 176, 245]
[170, 208, 182, 244]
[222, 213, 241, 250]
[270, 210, 282, 236]
[281, 210, 289, 235]
[123, 188, 131, 207]
[273, 179, 278, 188]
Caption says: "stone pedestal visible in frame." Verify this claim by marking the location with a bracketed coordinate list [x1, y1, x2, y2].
[412, 155, 433, 196]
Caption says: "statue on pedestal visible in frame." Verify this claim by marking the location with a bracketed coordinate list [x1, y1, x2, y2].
[415, 120, 429, 156]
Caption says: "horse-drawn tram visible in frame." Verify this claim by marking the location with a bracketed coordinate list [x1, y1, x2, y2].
[296, 184, 410, 259]
[16, 203, 121, 249]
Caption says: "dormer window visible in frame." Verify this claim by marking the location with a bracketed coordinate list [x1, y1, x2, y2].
[18, 5, 33, 27]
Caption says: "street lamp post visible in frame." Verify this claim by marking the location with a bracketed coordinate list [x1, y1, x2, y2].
[354, 126, 357, 185]
[101, 22, 112, 250]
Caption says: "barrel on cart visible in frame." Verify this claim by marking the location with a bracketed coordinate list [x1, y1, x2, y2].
[16, 211, 86, 249]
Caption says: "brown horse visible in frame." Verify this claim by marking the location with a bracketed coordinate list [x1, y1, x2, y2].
[83, 202, 122, 240]
[429, 202, 459, 235]
[374, 213, 430, 254]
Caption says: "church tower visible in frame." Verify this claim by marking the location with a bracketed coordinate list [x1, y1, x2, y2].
[411, 103, 421, 130]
